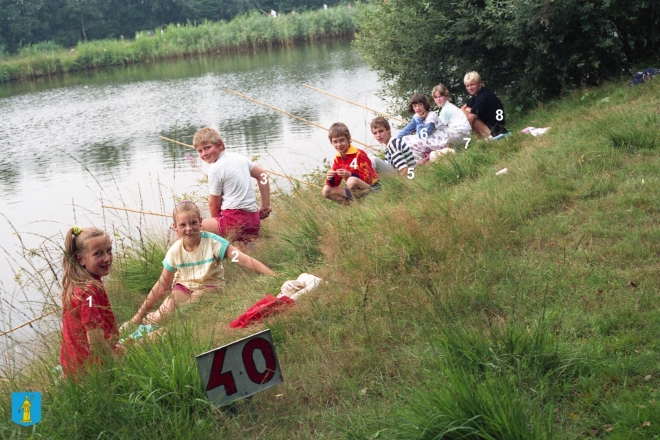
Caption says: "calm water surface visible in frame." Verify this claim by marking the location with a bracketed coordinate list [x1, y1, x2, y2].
[0, 41, 388, 371]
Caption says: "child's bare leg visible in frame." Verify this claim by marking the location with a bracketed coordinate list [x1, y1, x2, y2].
[143, 289, 191, 324]
[472, 119, 491, 138]
[466, 113, 491, 138]
[346, 177, 371, 198]
[322, 185, 351, 204]
[143, 296, 174, 324]
[189, 289, 206, 304]
[201, 218, 221, 235]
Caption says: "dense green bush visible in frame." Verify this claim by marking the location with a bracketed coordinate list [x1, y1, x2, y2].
[355, 0, 660, 110]
[18, 41, 65, 56]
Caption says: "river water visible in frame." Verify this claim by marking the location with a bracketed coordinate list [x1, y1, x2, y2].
[0, 41, 387, 374]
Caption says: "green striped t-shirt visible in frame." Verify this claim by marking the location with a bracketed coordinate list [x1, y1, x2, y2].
[163, 232, 230, 291]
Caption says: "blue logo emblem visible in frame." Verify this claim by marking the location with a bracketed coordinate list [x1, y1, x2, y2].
[11, 392, 41, 427]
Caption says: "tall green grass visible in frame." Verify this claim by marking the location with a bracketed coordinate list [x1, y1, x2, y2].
[594, 112, 660, 152]
[2, 79, 660, 438]
[0, 7, 358, 84]
[344, 320, 569, 438]
[113, 234, 168, 295]
[27, 323, 226, 438]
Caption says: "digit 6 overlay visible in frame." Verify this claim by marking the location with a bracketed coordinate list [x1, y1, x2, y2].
[196, 329, 283, 406]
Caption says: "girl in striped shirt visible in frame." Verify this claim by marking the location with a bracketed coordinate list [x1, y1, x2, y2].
[121, 201, 275, 327]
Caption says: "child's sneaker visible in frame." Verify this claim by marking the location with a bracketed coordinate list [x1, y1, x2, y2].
[429, 148, 456, 162]
[119, 323, 160, 344]
[130, 324, 159, 341]
[492, 132, 512, 141]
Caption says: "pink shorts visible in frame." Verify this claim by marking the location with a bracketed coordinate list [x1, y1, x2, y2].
[172, 283, 216, 294]
[215, 209, 260, 242]
[172, 283, 192, 295]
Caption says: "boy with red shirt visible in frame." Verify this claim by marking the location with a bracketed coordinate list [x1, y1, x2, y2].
[322, 122, 380, 204]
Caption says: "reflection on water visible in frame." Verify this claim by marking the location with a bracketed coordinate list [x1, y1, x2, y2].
[0, 158, 20, 192]
[223, 113, 285, 156]
[0, 41, 390, 361]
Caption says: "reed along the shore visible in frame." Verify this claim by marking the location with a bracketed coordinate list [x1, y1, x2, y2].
[0, 7, 358, 84]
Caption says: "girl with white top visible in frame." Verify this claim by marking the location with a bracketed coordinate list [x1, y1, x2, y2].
[432, 84, 471, 146]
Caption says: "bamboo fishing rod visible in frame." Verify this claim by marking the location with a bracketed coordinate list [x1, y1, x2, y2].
[0, 310, 58, 338]
[224, 88, 379, 152]
[260, 169, 323, 190]
[302, 84, 405, 123]
[102, 205, 171, 218]
[158, 136, 192, 149]
[158, 136, 324, 189]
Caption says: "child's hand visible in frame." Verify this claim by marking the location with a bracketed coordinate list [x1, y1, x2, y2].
[114, 343, 128, 356]
[337, 169, 351, 179]
[120, 316, 141, 332]
[259, 206, 272, 219]
[326, 170, 337, 179]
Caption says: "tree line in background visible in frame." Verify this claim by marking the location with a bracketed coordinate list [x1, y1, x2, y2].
[356, 0, 659, 110]
[0, 0, 341, 54]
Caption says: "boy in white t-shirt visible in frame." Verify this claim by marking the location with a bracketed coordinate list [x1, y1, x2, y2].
[122, 201, 276, 326]
[194, 127, 271, 244]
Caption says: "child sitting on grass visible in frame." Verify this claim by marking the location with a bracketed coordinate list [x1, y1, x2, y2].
[460, 71, 507, 138]
[121, 201, 275, 327]
[397, 93, 450, 163]
[194, 127, 271, 245]
[322, 122, 380, 204]
[60, 226, 121, 376]
[369, 116, 416, 178]
[432, 83, 471, 145]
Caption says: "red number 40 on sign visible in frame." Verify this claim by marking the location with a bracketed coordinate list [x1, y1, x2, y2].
[196, 329, 283, 406]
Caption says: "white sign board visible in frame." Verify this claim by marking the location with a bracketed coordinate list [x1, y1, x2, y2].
[196, 329, 283, 406]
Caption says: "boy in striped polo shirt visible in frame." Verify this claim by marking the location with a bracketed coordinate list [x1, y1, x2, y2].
[369, 117, 416, 178]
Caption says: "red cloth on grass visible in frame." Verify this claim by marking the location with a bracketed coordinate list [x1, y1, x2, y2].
[230, 294, 294, 329]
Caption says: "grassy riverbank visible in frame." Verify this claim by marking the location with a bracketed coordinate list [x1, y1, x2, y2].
[2, 79, 660, 438]
[0, 7, 357, 84]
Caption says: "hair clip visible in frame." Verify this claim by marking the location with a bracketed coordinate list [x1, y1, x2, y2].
[72, 226, 82, 237]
